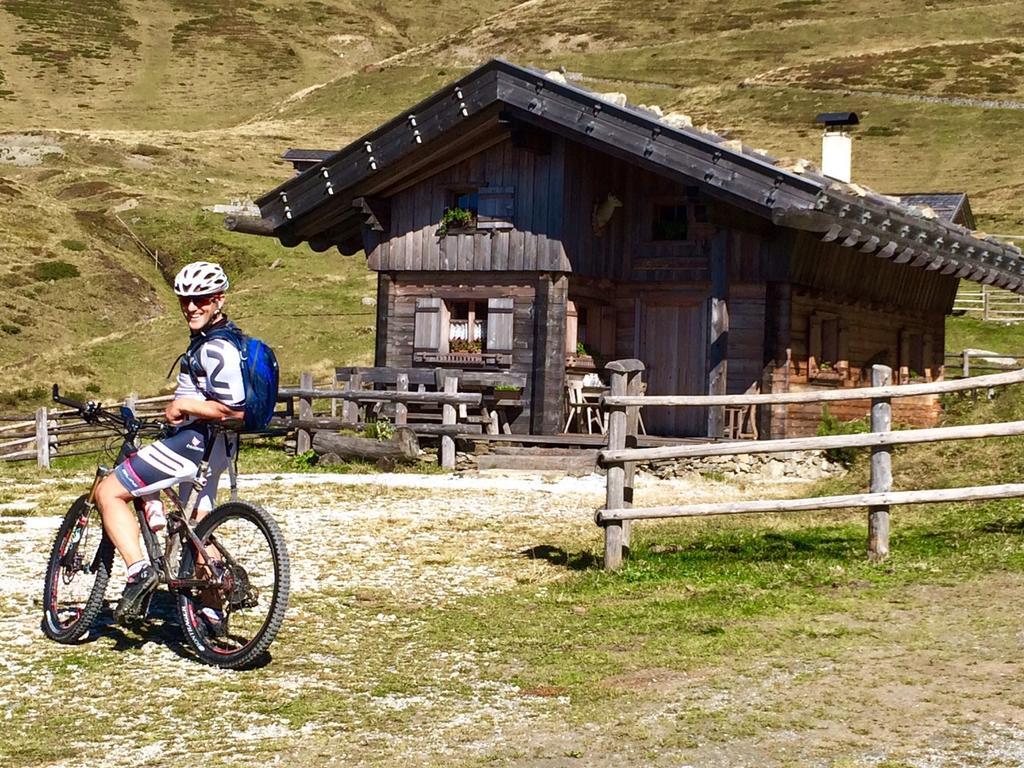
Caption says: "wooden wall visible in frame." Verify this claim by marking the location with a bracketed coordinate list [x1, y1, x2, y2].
[363, 129, 963, 438]
[766, 231, 954, 436]
[367, 138, 568, 273]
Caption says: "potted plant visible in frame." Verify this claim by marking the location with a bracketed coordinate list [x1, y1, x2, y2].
[493, 383, 523, 401]
[436, 206, 475, 237]
[810, 360, 844, 384]
[567, 341, 596, 368]
[449, 338, 482, 353]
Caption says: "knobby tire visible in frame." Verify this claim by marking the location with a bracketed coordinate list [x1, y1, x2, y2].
[175, 500, 289, 669]
[42, 494, 114, 643]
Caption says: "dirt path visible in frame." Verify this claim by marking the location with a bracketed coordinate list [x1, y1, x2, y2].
[1, 472, 1023, 767]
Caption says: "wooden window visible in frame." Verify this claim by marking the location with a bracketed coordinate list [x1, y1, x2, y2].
[454, 190, 478, 215]
[414, 296, 512, 366]
[808, 311, 847, 380]
[577, 306, 590, 348]
[444, 186, 515, 232]
[566, 300, 613, 361]
[652, 203, 689, 241]
[477, 187, 515, 230]
[413, 298, 447, 354]
[486, 297, 514, 353]
[448, 300, 487, 352]
[899, 329, 927, 383]
[821, 317, 839, 364]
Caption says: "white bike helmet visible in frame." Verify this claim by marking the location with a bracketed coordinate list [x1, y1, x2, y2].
[173, 261, 229, 297]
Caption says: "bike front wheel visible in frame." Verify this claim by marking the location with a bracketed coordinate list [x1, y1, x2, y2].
[176, 500, 289, 669]
[42, 494, 115, 643]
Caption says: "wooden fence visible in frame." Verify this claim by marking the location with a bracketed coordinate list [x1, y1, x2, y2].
[1, 372, 482, 470]
[0, 394, 174, 468]
[946, 348, 1024, 379]
[952, 285, 1024, 322]
[279, 370, 482, 469]
[596, 360, 1024, 570]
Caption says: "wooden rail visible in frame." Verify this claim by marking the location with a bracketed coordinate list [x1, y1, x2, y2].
[953, 285, 1024, 321]
[597, 483, 1024, 521]
[597, 360, 1024, 571]
[1, 369, 485, 469]
[944, 349, 1024, 379]
[601, 366, 1024, 407]
[280, 374, 482, 469]
[0, 395, 174, 467]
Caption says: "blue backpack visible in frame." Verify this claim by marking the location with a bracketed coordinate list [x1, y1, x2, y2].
[184, 322, 280, 431]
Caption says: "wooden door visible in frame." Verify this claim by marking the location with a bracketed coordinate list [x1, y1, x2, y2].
[638, 300, 707, 436]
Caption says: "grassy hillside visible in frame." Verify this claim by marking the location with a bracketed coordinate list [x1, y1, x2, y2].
[2, 0, 1024, 406]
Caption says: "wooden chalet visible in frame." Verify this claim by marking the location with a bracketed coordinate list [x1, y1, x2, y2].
[229, 59, 1024, 439]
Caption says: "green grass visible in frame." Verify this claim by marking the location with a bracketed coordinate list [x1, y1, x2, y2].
[4, 0, 139, 71]
[422, 501, 1018, 699]
[945, 314, 1024, 357]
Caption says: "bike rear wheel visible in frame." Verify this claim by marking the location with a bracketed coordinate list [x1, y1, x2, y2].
[176, 500, 289, 669]
[42, 494, 115, 643]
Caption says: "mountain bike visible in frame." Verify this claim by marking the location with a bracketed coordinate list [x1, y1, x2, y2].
[41, 386, 290, 669]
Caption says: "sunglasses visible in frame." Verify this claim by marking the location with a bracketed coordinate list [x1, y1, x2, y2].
[178, 294, 221, 308]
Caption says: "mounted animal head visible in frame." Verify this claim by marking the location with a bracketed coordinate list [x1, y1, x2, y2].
[592, 193, 622, 237]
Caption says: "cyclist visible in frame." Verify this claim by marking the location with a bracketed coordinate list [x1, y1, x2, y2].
[93, 261, 244, 630]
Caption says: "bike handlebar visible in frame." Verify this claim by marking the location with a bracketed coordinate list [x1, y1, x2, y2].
[52, 384, 165, 435]
[51, 384, 92, 413]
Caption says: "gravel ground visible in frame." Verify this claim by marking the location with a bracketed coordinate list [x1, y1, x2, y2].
[2, 470, 1023, 767]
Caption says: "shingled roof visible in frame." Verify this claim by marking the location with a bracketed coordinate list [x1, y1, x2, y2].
[228, 59, 1024, 293]
[891, 193, 975, 229]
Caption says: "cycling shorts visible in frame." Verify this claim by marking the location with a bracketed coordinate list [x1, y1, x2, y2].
[113, 420, 238, 514]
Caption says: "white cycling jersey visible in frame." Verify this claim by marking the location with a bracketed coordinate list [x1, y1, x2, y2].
[175, 336, 246, 409]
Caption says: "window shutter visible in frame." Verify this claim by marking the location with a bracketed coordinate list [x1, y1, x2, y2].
[565, 300, 578, 355]
[477, 187, 515, 230]
[808, 314, 822, 370]
[414, 298, 443, 353]
[486, 297, 514, 353]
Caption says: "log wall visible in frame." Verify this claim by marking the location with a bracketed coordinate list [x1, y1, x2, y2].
[781, 295, 944, 435]
[363, 130, 962, 438]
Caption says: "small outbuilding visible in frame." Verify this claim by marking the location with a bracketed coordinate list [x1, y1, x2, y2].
[229, 59, 1024, 438]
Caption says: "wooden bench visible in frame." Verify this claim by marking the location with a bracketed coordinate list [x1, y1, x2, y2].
[334, 366, 528, 434]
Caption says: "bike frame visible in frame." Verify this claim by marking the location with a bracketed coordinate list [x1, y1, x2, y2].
[55, 386, 233, 597]
[138, 424, 229, 593]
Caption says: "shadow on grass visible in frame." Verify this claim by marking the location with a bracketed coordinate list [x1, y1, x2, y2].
[521, 544, 598, 571]
[644, 528, 863, 564]
[74, 591, 272, 669]
[979, 517, 1024, 535]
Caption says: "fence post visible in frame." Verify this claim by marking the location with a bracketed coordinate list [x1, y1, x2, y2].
[441, 375, 457, 469]
[983, 285, 990, 321]
[395, 374, 409, 426]
[868, 364, 892, 562]
[125, 392, 138, 415]
[603, 359, 646, 571]
[962, 349, 970, 378]
[342, 373, 361, 426]
[296, 372, 313, 455]
[35, 406, 50, 469]
[621, 365, 645, 553]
